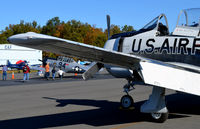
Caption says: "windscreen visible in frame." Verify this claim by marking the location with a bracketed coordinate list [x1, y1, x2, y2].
[142, 16, 159, 30]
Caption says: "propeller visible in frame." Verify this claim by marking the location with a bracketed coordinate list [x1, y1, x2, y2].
[82, 15, 112, 80]
[38, 57, 48, 67]
[82, 15, 111, 80]
[106, 15, 110, 39]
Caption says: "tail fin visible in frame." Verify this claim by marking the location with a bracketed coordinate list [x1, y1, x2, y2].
[7, 60, 11, 66]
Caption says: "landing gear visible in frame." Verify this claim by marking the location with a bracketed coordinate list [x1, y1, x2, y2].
[141, 87, 168, 123]
[123, 80, 135, 94]
[151, 112, 169, 123]
[120, 95, 134, 109]
[120, 80, 135, 109]
[120, 79, 169, 123]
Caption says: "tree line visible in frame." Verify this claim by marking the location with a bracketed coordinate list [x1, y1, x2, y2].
[0, 17, 135, 57]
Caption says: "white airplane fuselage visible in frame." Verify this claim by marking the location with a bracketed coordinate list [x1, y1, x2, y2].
[104, 29, 200, 79]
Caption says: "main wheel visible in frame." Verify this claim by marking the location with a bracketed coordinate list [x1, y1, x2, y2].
[120, 95, 134, 109]
[151, 112, 168, 123]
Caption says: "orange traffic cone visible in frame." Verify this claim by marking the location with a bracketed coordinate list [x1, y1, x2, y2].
[12, 72, 15, 79]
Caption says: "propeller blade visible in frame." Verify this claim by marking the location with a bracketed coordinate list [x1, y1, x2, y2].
[106, 15, 110, 39]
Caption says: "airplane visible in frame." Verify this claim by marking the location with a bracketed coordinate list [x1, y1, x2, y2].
[7, 8, 200, 123]
[5, 60, 28, 70]
[4, 60, 44, 71]
[32, 56, 92, 76]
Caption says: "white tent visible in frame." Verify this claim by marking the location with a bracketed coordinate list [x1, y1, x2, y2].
[0, 44, 42, 65]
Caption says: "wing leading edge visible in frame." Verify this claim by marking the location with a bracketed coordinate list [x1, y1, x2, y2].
[8, 32, 200, 96]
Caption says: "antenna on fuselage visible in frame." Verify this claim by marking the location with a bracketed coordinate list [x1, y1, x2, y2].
[106, 15, 110, 39]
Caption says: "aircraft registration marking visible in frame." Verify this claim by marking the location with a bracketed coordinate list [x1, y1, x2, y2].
[132, 38, 200, 55]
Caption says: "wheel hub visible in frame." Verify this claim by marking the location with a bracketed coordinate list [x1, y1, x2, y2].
[151, 113, 162, 119]
[122, 97, 131, 108]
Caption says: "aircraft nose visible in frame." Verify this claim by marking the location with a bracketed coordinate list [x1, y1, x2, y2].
[7, 34, 22, 44]
[7, 38, 10, 43]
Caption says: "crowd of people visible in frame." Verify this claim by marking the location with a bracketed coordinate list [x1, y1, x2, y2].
[44, 62, 64, 80]
[1, 63, 65, 81]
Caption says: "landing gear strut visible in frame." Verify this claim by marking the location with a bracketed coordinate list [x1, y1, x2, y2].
[123, 80, 135, 94]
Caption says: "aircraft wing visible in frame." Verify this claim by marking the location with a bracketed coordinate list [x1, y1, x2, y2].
[8, 32, 142, 69]
[8, 32, 200, 96]
[30, 65, 45, 71]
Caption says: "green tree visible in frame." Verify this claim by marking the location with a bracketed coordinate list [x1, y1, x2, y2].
[121, 25, 135, 32]
[0, 16, 135, 57]
[41, 17, 61, 36]
[0, 20, 40, 44]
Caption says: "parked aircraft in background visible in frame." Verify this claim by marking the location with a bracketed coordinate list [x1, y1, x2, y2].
[32, 56, 92, 76]
[5, 60, 28, 70]
[8, 8, 200, 123]
[78, 60, 91, 65]
[4, 60, 42, 71]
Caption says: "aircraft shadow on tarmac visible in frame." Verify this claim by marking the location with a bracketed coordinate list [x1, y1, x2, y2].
[0, 93, 199, 129]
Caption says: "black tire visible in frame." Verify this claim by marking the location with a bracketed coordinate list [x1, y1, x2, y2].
[120, 95, 134, 109]
[151, 112, 168, 123]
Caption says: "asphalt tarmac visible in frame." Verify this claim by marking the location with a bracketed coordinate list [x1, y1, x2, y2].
[0, 71, 200, 129]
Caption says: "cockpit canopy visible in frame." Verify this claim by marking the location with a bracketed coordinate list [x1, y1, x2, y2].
[142, 13, 169, 35]
[110, 13, 169, 39]
[173, 8, 200, 36]
[176, 8, 200, 27]
[110, 8, 200, 39]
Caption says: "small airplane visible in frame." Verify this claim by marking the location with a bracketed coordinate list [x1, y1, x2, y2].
[8, 8, 200, 123]
[32, 56, 92, 76]
[5, 60, 28, 70]
[4, 60, 43, 71]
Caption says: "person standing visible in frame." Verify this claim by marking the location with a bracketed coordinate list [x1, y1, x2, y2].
[2, 65, 8, 80]
[45, 62, 50, 80]
[57, 68, 64, 80]
[22, 63, 30, 81]
[52, 66, 56, 80]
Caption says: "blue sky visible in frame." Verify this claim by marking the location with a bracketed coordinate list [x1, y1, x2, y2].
[0, 0, 199, 32]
